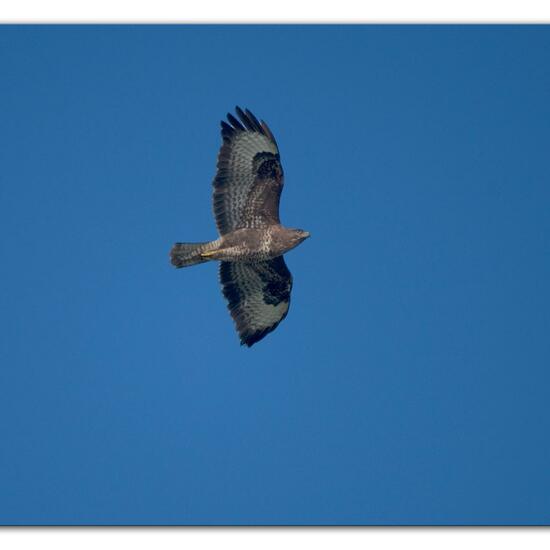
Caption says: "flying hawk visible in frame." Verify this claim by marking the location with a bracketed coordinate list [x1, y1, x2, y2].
[170, 107, 310, 347]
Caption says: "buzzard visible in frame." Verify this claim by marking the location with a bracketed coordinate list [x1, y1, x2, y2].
[170, 107, 310, 347]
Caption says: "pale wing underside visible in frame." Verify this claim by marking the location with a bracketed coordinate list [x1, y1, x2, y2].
[213, 107, 284, 235]
[219, 256, 293, 347]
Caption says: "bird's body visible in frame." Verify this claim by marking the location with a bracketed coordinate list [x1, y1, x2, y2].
[170, 107, 309, 347]
[203, 226, 307, 262]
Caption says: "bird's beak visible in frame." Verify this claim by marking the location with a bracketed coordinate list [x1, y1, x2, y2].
[303, 231, 311, 239]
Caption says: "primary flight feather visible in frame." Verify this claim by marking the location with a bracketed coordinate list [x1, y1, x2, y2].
[170, 107, 310, 347]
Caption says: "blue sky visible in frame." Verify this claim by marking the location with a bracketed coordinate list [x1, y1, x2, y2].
[1, 25, 549, 525]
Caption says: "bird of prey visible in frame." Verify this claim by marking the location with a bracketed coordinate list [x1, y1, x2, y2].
[170, 107, 310, 347]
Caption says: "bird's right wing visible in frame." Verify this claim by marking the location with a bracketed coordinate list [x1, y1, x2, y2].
[219, 256, 293, 347]
[213, 107, 284, 235]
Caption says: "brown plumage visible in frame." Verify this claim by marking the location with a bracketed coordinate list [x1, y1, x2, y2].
[170, 107, 309, 347]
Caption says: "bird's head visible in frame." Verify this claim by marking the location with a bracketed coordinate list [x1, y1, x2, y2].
[291, 228, 311, 243]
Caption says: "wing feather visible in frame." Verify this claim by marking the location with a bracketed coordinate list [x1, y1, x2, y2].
[213, 107, 284, 235]
[219, 257, 293, 346]
[226, 112, 245, 131]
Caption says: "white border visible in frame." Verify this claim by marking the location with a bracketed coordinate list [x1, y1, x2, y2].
[0, 0, 550, 22]
[1, 528, 550, 550]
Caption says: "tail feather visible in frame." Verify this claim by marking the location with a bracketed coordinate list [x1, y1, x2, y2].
[170, 241, 217, 268]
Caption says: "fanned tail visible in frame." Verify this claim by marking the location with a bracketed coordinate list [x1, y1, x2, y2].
[170, 241, 218, 268]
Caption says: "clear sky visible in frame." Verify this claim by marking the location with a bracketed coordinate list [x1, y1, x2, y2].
[1, 25, 549, 525]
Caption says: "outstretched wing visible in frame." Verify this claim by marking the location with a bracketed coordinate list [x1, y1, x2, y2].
[219, 256, 293, 347]
[213, 107, 284, 235]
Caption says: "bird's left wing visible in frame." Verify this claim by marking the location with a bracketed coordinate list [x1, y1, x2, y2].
[219, 256, 293, 347]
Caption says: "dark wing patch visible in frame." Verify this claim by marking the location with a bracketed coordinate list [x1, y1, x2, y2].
[219, 256, 293, 347]
[213, 107, 284, 235]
